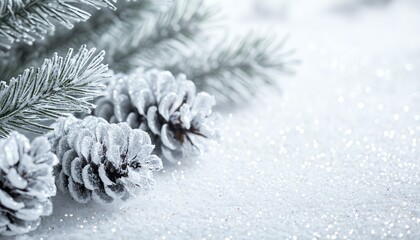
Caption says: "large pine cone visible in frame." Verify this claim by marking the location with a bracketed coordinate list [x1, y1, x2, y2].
[94, 69, 220, 162]
[0, 132, 57, 236]
[47, 116, 162, 204]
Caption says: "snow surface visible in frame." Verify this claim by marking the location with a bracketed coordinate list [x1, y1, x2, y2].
[12, 0, 420, 239]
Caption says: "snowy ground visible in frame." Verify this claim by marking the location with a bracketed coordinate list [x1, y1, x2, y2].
[12, 1, 420, 239]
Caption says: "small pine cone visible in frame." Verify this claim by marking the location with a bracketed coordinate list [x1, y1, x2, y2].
[0, 132, 57, 236]
[95, 69, 220, 162]
[47, 116, 163, 204]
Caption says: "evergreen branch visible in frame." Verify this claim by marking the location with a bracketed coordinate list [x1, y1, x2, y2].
[30, 0, 157, 57]
[0, 45, 110, 138]
[107, 0, 220, 72]
[0, 0, 217, 79]
[139, 33, 299, 104]
[0, 0, 116, 52]
[0, 0, 159, 82]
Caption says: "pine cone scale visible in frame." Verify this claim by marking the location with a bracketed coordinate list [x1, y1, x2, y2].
[68, 179, 92, 204]
[5, 168, 27, 189]
[0, 189, 25, 210]
[82, 164, 100, 191]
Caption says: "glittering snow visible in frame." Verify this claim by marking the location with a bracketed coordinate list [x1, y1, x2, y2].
[17, 0, 420, 239]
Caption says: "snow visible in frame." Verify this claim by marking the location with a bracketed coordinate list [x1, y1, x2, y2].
[13, 0, 420, 239]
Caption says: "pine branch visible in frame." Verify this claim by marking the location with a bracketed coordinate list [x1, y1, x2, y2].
[0, 0, 159, 82]
[26, 0, 158, 57]
[0, 0, 116, 52]
[54, 0, 156, 50]
[107, 0, 219, 72]
[140, 33, 299, 104]
[0, 0, 216, 80]
[0, 45, 109, 138]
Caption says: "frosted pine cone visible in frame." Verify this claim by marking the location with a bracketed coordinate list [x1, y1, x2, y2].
[95, 69, 220, 162]
[47, 116, 163, 204]
[0, 132, 57, 236]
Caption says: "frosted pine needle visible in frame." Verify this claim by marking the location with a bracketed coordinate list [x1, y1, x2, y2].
[0, 45, 110, 138]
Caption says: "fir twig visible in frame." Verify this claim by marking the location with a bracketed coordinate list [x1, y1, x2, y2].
[0, 0, 116, 52]
[140, 33, 299, 104]
[25, 0, 158, 57]
[0, 0, 158, 81]
[0, 45, 109, 138]
[0, 0, 216, 79]
[108, 0, 219, 72]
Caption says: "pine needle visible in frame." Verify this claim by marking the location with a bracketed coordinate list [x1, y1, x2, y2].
[107, 0, 220, 72]
[0, 45, 110, 138]
[139, 33, 299, 104]
[0, 0, 116, 52]
[0, 0, 157, 81]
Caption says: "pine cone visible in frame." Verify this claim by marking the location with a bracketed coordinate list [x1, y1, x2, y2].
[47, 116, 163, 204]
[0, 132, 57, 236]
[94, 69, 220, 162]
